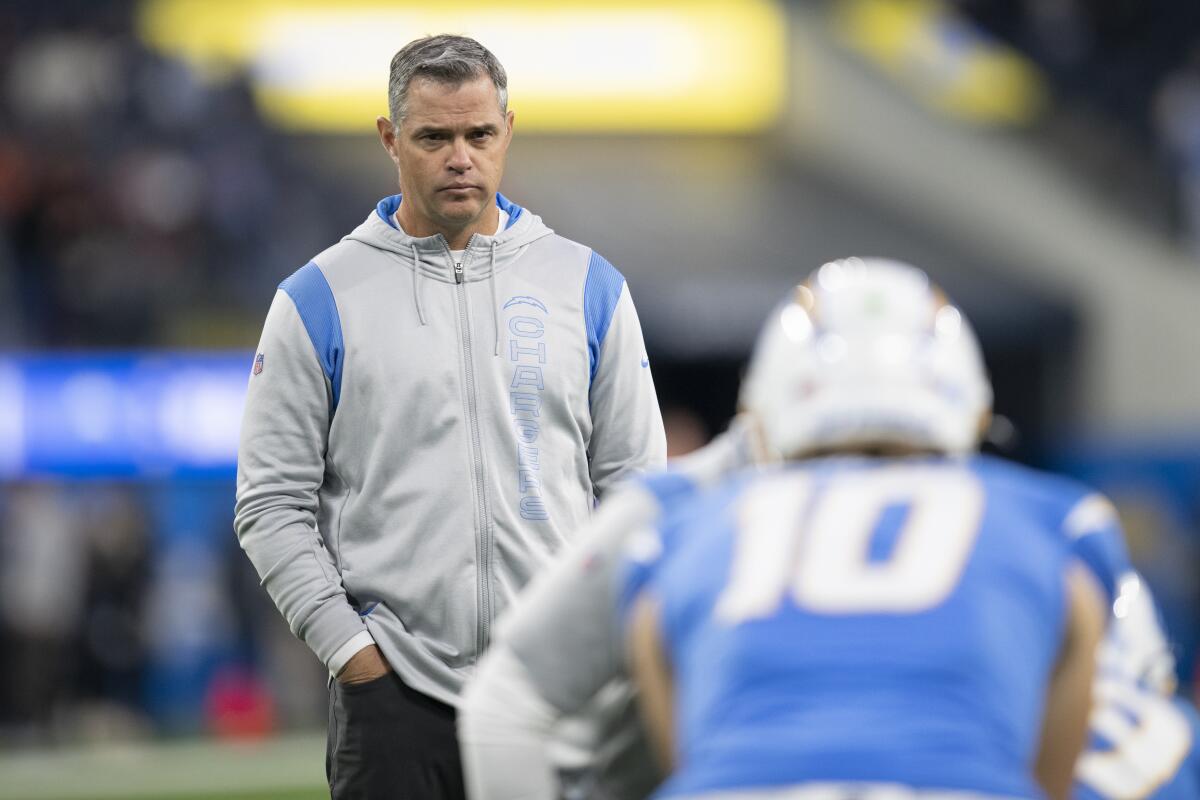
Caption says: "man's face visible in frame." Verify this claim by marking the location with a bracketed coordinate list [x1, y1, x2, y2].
[378, 74, 514, 236]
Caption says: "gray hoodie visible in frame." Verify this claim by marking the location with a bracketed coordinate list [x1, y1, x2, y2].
[234, 194, 666, 704]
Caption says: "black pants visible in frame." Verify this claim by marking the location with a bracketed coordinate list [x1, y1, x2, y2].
[326, 671, 466, 800]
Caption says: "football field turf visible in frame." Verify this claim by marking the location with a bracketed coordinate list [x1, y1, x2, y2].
[0, 732, 328, 799]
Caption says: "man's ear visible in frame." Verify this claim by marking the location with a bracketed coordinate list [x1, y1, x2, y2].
[376, 116, 401, 166]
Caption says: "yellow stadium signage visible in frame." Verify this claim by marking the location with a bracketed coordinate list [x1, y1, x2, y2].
[138, 0, 786, 133]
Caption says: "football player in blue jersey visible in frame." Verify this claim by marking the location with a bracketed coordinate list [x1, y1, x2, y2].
[1075, 572, 1200, 799]
[623, 257, 1127, 800]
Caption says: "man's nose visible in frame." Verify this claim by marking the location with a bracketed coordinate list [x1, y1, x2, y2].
[447, 138, 472, 172]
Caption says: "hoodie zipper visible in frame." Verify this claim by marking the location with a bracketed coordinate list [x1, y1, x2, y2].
[444, 235, 494, 656]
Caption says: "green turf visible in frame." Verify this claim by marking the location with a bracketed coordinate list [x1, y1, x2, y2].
[28, 788, 327, 800]
[0, 732, 328, 800]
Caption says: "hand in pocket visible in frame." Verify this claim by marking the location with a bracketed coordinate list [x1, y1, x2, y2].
[337, 644, 391, 686]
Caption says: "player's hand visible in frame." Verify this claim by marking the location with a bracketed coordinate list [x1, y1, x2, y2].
[337, 644, 391, 685]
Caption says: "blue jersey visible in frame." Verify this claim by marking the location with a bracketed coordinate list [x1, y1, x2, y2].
[620, 454, 1130, 799]
[1075, 688, 1200, 800]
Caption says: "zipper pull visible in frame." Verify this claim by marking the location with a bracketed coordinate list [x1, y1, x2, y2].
[454, 262, 463, 284]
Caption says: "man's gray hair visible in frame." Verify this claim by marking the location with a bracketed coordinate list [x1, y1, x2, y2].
[388, 34, 508, 124]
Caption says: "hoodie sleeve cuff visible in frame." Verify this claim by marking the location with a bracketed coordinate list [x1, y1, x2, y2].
[328, 631, 378, 678]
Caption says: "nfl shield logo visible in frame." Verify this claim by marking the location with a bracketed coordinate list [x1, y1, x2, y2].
[253, 353, 264, 375]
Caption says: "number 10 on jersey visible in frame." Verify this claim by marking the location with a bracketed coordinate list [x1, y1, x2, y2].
[715, 468, 985, 623]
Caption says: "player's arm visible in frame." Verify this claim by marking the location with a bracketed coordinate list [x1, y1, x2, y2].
[1073, 572, 1196, 799]
[1035, 561, 1108, 800]
[459, 645, 560, 800]
[234, 286, 371, 677]
[458, 487, 661, 799]
[627, 592, 676, 773]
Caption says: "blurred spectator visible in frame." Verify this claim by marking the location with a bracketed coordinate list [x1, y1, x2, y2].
[0, 483, 85, 741]
[0, 483, 157, 743]
[0, 9, 346, 348]
[76, 487, 151, 733]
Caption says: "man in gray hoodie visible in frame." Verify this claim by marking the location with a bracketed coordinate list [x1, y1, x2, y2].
[234, 34, 666, 799]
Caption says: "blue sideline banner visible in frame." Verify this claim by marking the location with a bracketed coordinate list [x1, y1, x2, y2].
[0, 352, 253, 479]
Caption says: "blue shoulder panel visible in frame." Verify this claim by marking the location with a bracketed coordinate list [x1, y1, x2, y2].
[279, 262, 345, 411]
[583, 251, 626, 384]
[496, 192, 524, 229]
[375, 194, 401, 228]
[974, 455, 1131, 606]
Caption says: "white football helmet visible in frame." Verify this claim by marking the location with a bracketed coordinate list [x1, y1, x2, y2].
[740, 257, 992, 459]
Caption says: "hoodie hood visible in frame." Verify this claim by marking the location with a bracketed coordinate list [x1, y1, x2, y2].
[343, 193, 554, 284]
[343, 192, 556, 349]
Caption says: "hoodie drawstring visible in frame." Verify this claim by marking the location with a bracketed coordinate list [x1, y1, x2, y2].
[489, 240, 500, 356]
[411, 243, 427, 326]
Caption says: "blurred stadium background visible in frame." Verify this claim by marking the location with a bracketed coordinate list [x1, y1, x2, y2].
[0, 0, 1198, 797]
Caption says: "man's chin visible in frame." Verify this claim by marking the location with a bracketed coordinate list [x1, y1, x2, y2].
[435, 200, 487, 227]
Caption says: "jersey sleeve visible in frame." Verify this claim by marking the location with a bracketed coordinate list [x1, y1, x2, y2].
[1061, 492, 1131, 608]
